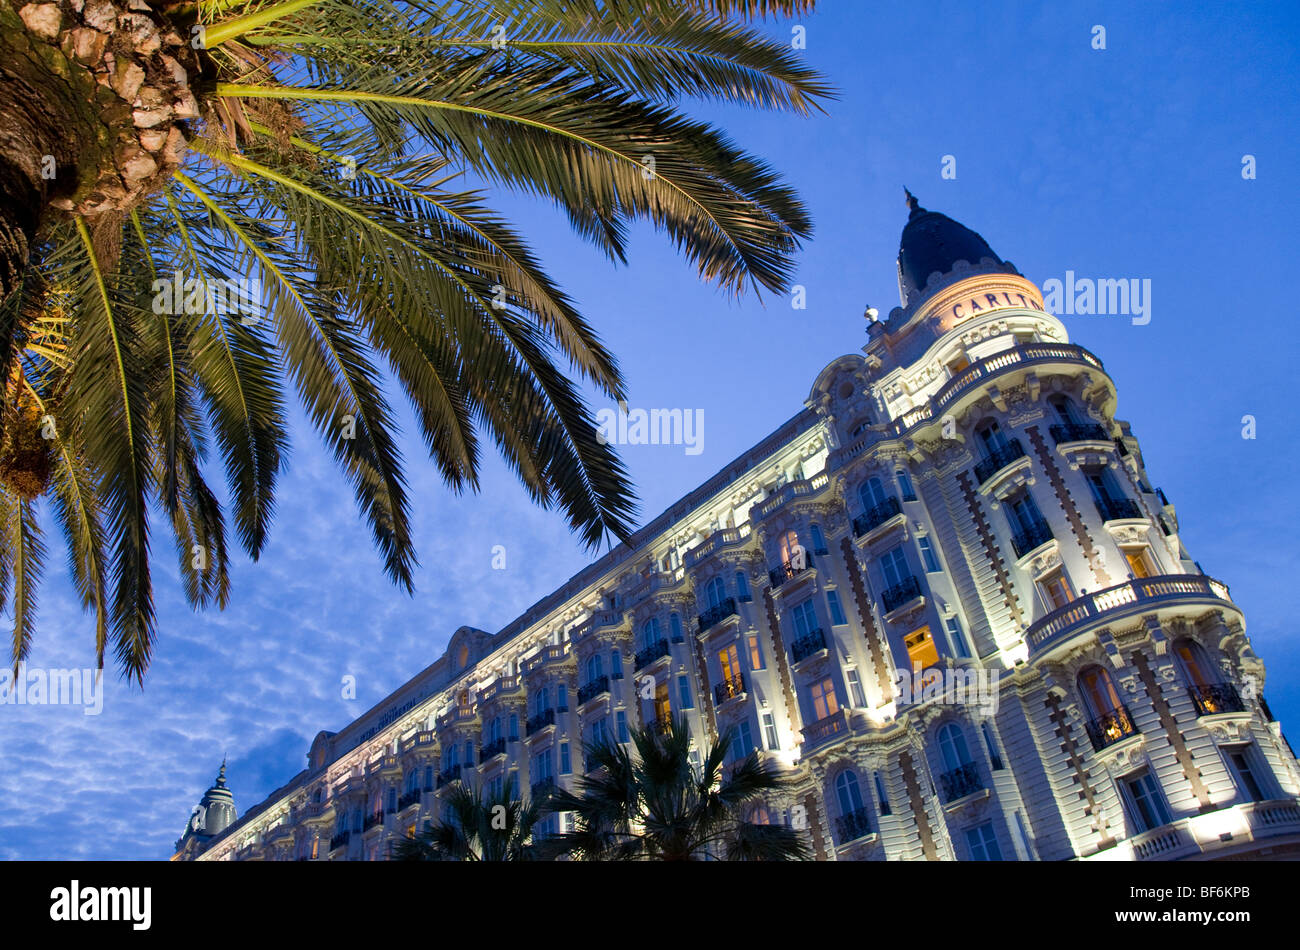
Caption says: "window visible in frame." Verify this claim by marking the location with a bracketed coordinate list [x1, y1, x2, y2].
[423, 765, 433, 790]
[464, 740, 474, 766]
[1173, 638, 1214, 689]
[947, 354, 970, 375]
[791, 598, 818, 638]
[834, 770, 865, 816]
[508, 713, 519, 740]
[535, 686, 549, 716]
[704, 575, 727, 609]
[858, 476, 888, 512]
[1077, 665, 1123, 719]
[880, 545, 910, 589]
[981, 722, 1004, 770]
[1123, 546, 1157, 579]
[718, 643, 742, 686]
[746, 632, 765, 670]
[1084, 466, 1124, 504]
[1224, 745, 1271, 803]
[669, 613, 684, 643]
[810, 677, 839, 721]
[677, 674, 694, 710]
[762, 712, 779, 749]
[827, 589, 848, 626]
[896, 469, 917, 501]
[641, 617, 662, 650]
[610, 649, 623, 680]
[736, 571, 752, 602]
[1123, 771, 1173, 832]
[965, 823, 1003, 860]
[1038, 569, 1075, 611]
[846, 668, 866, 707]
[557, 685, 569, 712]
[586, 653, 603, 683]
[559, 742, 572, 774]
[945, 615, 971, 658]
[1006, 491, 1045, 536]
[904, 626, 940, 672]
[976, 420, 1009, 455]
[532, 749, 553, 781]
[918, 536, 941, 573]
[731, 719, 755, 761]
[937, 722, 972, 772]
[778, 529, 804, 568]
[810, 523, 828, 555]
[874, 772, 891, 815]
[616, 710, 629, 743]
[1049, 394, 1084, 425]
[386, 788, 397, 812]
[654, 680, 671, 725]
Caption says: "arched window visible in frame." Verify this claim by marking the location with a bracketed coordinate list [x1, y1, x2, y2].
[456, 644, 469, 669]
[735, 571, 752, 601]
[642, 617, 662, 649]
[976, 419, 1009, 455]
[586, 653, 604, 682]
[777, 529, 800, 566]
[937, 722, 972, 772]
[1077, 665, 1123, 720]
[834, 770, 865, 816]
[704, 575, 726, 609]
[858, 477, 887, 512]
[1049, 394, 1084, 425]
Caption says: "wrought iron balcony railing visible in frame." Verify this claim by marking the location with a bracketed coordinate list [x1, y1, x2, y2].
[1050, 422, 1109, 444]
[938, 762, 983, 803]
[1188, 683, 1246, 716]
[973, 439, 1027, 484]
[1010, 518, 1054, 558]
[397, 790, 421, 811]
[480, 737, 507, 761]
[769, 552, 815, 589]
[835, 807, 874, 844]
[881, 575, 923, 613]
[713, 674, 746, 706]
[363, 811, 383, 830]
[852, 496, 902, 537]
[577, 675, 610, 706]
[634, 640, 671, 672]
[1084, 704, 1139, 751]
[790, 628, 828, 664]
[329, 831, 350, 850]
[435, 764, 462, 789]
[526, 708, 556, 736]
[1096, 496, 1143, 522]
[697, 597, 738, 633]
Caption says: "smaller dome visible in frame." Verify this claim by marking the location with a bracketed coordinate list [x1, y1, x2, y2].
[896, 190, 1015, 307]
[183, 760, 237, 842]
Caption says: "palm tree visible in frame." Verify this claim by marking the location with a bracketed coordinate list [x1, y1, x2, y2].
[0, 1, 831, 680]
[390, 779, 549, 861]
[545, 715, 809, 860]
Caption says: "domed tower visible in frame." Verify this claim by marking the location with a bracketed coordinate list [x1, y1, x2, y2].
[799, 192, 1299, 861]
[173, 760, 238, 858]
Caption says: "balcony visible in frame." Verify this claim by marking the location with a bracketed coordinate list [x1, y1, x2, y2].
[1050, 422, 1109, 444]
[713, 674, 746, 706]
[1010, 517, 1054, 558]
[789, 628, 828, 664]
[801, 709, 848, 750]
[328, 831, 351, 851]
[835, 807, 874, 844]
[480, 737, 507, 761]
[363, 811, 384, 831]
[752, 472, 831, 521]
[769, 553, 815, 590]
[634, 639, 671, 672]
[649, 716, 673, 735]
[435, 764, 462, 789]
[697, 596, 738, 634]
[577, 675, 610, 706]
[1096, 496, 1143, 522]
[525, 708, 556, 736]
[973, 439, 1027, 485]
[397, 790, 421, 811]
[1025, 573, 1234, 658]
[1188, 683, 1246, 717]
[852, 496, 902, 538]
[881, 575, 923, 613]
[1084, 704, 1139, 752]
[938, 762, 983, 803]
[530, 777, 555, 801]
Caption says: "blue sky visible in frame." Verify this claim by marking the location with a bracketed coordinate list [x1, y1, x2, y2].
[2, 1, 1298, 859]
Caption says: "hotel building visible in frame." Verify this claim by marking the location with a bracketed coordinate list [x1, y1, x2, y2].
[175, 195, 1300, 861]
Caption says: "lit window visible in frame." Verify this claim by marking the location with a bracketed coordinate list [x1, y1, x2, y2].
[904, 626, 940, 672]
[778, 529, 804, 568]
[1124, 546, 1157, 579]
[654, 681, 671, 724]
[1038, 569, 1075, 611]
[965, 823, 1003, 860]
[718, 643, 742, 686]
[1077, 665, 1124, 719]
[746, 632, 765, 670]
[810, 677, 839, 721]
[1173, 639, 1215, 690]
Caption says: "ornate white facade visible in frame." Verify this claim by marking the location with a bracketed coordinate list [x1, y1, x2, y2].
[177, 196, 1300, 862]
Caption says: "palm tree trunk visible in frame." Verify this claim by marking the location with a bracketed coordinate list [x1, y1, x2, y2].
[0, 0, 198, 301]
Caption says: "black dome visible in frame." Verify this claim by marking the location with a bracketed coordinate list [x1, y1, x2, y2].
[896, 192, 1009, 306]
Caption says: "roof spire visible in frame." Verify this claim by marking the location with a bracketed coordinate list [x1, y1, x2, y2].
[904, 187, 921, 214]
